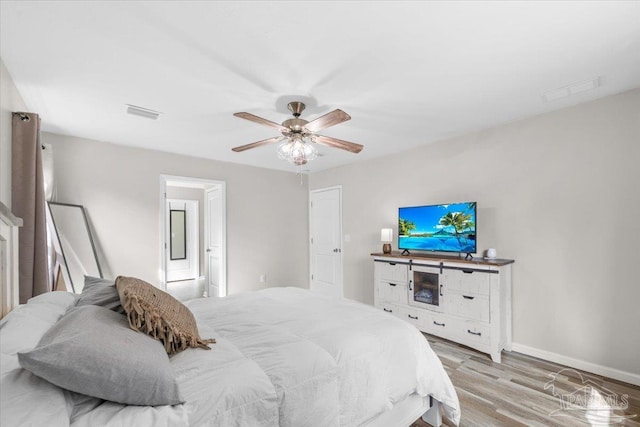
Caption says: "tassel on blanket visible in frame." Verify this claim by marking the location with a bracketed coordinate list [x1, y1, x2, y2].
[116, 276, 216, 355]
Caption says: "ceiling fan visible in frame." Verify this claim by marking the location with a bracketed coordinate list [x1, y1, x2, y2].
[232, 101, 363, 166]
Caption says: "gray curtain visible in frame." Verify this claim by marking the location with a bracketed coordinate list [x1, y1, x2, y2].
[12, 112, 50, 302]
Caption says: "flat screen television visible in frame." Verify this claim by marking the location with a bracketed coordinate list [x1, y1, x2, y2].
[398, 202, 476, 254]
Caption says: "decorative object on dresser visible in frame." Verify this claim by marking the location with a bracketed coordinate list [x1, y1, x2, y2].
[381, 228, 393, 254]
[372, 251, 514, 363]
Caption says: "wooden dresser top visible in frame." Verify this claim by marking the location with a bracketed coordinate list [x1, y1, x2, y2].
[370, 251, 515, 267]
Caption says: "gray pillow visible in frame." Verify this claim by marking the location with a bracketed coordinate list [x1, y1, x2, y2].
[76, 276, 124, 314]
[18, 305, 184, 406]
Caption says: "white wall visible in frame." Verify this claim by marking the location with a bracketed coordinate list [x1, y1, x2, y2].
[43, 132, 309, 295]
[309, 89, 640, 378]
[0, 58, 28, 207]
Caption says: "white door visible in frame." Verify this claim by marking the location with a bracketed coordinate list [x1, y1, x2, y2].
[205, 188, 224, 297]
[166, 199, 199, 282]
[309, 187, 343, 297]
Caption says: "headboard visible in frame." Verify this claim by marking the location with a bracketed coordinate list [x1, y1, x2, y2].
[0, 202, 22, 318]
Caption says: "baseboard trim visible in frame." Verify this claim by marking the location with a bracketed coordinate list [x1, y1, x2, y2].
[511, 343, 640, 386]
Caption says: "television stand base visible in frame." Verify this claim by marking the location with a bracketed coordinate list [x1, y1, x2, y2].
[401, 249, 410, 256]
[464, 252, 473, 260]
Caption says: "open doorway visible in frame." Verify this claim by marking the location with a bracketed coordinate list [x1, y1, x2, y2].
[160, 175, 226, 299]
[165, 198, 199, 283]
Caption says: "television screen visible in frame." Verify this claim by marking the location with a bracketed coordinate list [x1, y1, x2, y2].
[398, 202, 476, 253]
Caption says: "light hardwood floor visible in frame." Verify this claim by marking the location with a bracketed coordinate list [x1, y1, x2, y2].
[413, 334, 640, 427]
[166, 278, 205, 301]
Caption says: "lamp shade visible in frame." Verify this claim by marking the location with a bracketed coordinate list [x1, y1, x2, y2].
[380, 228, 393, 243]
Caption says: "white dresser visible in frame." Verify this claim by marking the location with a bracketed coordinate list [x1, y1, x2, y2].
[372, 252, 514, 363]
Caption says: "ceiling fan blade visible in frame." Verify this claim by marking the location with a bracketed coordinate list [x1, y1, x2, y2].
[232, 136, 283, 152]
[233, 112, 290, 133]
[314, 135, 363, 154]
[303, 109, 351, 133]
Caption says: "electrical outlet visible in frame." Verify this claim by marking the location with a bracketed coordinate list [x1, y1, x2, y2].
[259, 274, 266, 283]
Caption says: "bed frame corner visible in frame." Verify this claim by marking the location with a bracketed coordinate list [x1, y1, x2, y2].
[420, 396, 443, 427]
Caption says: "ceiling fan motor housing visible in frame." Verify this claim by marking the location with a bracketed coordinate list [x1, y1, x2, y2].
[282, 117, 309, 133]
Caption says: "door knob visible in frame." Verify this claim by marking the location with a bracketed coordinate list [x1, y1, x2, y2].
[206, 249, 211, 253]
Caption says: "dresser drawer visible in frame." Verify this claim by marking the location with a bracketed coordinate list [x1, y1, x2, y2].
[379, 303, 403, 320]
[426, 312, 451, 336]
[377, 281, 408, 305]
[447, 293, 490, 322]
[444, 269, 491, 296]
[456, 319, 490, 346]
[375, 261, 408, 284]
[398, 306, 426, 330]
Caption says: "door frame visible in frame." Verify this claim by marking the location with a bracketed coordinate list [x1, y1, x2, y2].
[159, 175, 226, 296]
[308, 185, 343, 296]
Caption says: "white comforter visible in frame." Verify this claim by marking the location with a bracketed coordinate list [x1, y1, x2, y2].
[1, 287, 460, 426]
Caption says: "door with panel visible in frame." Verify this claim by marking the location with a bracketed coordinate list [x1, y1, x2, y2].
[309, 187, 343, 297]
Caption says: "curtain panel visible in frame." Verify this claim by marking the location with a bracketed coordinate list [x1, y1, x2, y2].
[12, 112, 50, 302]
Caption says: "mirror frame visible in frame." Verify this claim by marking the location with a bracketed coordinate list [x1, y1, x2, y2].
[47, 202, 103, 292]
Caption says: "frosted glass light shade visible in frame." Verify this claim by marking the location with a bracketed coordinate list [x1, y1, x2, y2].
[277, 135, 317, 166]
[381, 228, 393, 243]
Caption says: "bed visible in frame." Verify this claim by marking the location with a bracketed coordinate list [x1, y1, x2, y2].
[1, 285, 460, 426]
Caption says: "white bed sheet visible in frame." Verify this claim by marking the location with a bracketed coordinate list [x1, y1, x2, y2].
[179, 287, 460, 426]
[1, 287, 461, 427]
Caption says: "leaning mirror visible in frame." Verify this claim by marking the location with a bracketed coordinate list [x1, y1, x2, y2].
[47, 202, 102, 293]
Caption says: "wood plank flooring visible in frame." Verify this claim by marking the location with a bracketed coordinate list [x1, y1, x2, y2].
[167, 278, 205, 301]
[412, 334, 640, 426]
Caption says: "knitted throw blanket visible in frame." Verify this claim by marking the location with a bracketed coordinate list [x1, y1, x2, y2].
[115, 276, 216, 354]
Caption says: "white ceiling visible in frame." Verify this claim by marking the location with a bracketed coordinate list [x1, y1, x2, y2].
[1, 1, 639, 173]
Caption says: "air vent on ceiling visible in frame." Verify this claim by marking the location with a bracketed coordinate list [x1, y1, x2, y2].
[542, 77, 601, 102]
[126, 104, 161, 120]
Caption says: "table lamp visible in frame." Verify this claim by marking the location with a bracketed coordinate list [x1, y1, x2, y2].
[381, 228, 393, 254]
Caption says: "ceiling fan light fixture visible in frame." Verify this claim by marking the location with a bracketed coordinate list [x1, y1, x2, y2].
[277, 134, 317, 165]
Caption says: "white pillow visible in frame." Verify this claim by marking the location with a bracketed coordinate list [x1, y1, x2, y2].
[18, 305, 184, 406]
[1, 291, 78, 426]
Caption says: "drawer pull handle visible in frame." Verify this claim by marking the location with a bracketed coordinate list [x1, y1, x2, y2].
[467, 329, 482, 336]
[408, 314, 419, 320]
[433, 321, 445, 327]
[383, 308, 393, 313]
[440, 284, 444, 296]
[462, 269, 474, 274]
[463, 295, 475, 300]
[389, 283, 397, 287]
[388, 262, 396, 266]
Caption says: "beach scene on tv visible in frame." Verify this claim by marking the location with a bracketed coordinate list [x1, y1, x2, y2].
[398, 202, 476, 253]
